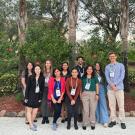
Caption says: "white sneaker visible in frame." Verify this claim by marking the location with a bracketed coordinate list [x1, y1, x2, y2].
[103, 123, 108, 128]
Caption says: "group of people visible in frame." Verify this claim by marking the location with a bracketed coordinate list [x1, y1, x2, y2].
[21, 51, 126, 131]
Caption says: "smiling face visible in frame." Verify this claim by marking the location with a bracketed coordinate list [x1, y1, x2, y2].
[62, 63, 68, 71]
[27, 63, 33, 71]
[78, 58, 84, 66]
[86, 66, 93, 75]
[95, 63, 100, 71]
[45, 60, 52, 70]
[109, 53, 117, 63]
[71, 69, 78, 78]
[34, 66, 41, 76]
[54, 69, 61, 78]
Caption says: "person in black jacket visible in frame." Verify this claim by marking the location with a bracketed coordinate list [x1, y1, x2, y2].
[24, 65, 44, 131]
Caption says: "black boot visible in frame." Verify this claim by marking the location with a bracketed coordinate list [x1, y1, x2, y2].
[41, 117, 46, 124]
[45, 117, 49, 124]
[74, 116, 78, 130]
[67, 117, 71, 130]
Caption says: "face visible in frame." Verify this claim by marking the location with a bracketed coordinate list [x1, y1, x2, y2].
[34, 66, 41, 75]
[86, 66, 93, 75]
[27, 63, 33, 71]
[78, 58, 84, 65]
[54, 69, 61, 77]
[62, 63, 68, 70]
[95, 63, 100, 71]
[45, 60, 51, 69]
[71, 69, 78, 78]
[109, 54, 117, 63]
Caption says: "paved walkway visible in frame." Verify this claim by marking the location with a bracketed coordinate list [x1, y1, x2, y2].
[0, 117, 135, 135]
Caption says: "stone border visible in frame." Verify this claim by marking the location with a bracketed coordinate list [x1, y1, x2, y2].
[0, 110, 135, 117]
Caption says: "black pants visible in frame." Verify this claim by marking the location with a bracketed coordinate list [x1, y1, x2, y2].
[53, 103, 62, 123]
[65, 97, 80, 125]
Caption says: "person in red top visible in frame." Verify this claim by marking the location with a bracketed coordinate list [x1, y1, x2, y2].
[65, 67, 82, 130]
[48, 68, 65, 130]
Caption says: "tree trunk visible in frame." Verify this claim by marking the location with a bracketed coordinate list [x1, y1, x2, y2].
[68, 0, 78, 66]
[17, 0, 27, 90]
[120, 0, 129, 92]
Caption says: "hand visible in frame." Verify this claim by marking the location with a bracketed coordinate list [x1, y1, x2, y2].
[57, 98, 62, 104]
[111, 84, 117, 91]
[71, 100, 75, 105]
[95, 95, 99, 101]
[24, 99, 28, 103]
[52, 98, 57, 104]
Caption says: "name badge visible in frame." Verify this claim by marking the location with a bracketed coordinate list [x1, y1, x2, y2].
[85, 83, 90, 90]
[71, 88, 76, 96]
[35, 86, 40, 93]
[98, 76, 101, 82]
[81, 73, 84, 77]
[110, 72, 115, 78]
[56, 89, 61, 97]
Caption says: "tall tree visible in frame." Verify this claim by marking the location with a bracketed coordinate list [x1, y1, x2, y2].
[18, 0, 27, 75]
[120, 0, 129, 91]
[68, 0, 79, 65]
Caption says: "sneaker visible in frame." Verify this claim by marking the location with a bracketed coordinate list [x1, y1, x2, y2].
[30, 125, 37, 131]
[103, 123, 108, 128]
[52, 123, 57, 130]
[82, 126, 86, 130]
[108, 121, 116, 128]
[25, 121, 29, 124]
[45, 118, 49, 124]
[33, 123, 37, 128]
[121, 123, 126, 129]
[91, 126, 95, 130]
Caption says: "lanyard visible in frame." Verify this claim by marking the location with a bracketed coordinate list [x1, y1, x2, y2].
[36, 80, 39, 87]
[56, 81, 60, 89]
[110, 64, 116, 72]
[86, 78, 91, 84]
[71, 77, 78, 89]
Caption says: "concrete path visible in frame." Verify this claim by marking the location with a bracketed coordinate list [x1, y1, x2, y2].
[0, 117, 135, 135]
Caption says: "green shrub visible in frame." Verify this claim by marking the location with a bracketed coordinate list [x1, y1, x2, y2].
[129, 71, 135, 85]
[0, 73, 17, 96]
[15, 92, 24, 102]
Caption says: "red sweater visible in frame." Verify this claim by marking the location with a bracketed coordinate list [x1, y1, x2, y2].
[66, 77, 82, 101]
[48, 77, 65, 100]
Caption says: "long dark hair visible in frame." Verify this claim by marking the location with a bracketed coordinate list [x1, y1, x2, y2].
[25, 62, 34, 82]
[84, 65, 95, 78]
[52, 67, 62, 78]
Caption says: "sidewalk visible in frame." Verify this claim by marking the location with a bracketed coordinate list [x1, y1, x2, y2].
[0, 117, 135, 135]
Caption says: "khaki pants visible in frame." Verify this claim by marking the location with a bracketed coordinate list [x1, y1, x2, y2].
[81, 91, 97, 126]
[107, 90, 125, 123]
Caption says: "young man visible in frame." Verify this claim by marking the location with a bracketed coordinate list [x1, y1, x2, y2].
[105, 52, 126, 129]
[76, 56, 85, 79]
[75, 56, 85, 122]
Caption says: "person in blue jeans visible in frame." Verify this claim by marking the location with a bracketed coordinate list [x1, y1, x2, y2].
[95, 63, 109, 127]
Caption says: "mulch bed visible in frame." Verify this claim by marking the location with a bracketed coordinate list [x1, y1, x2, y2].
[0, 94, 135, 113]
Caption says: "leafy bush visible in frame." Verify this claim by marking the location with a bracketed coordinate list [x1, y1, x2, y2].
[79, 35, 121, 68]
[129, 71, 135, 85]
[0, 73, 17, 96]
[22, 23, 72, 67]
[15, 92, 24, 102]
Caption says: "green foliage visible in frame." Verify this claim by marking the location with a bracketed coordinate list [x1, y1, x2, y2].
[15, 92, 24, 102]
[129, 71, 135, 85]
[22, 23, 72, 67]
[0, 73, 17, 96]
[79, 35, 121, 68]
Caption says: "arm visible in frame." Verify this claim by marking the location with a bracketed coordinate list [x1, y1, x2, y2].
[74, 79, 82, 101]
[66, 78, 73, 101]
[114, 64, 125, 86]
[21, 71, 26, 89]
[105, 66, 113, 85]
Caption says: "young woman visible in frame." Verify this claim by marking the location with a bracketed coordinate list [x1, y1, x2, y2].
[95, 63, 109, 127]
[65, 67, 82, 130]
[81, 65, 99, 130]
[41, 60, 53, 124]
[48, 68, 65, 130]
[24, 65, 44, 131]
[61, 62, 71, 123]
[21, 62, 34, 124]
